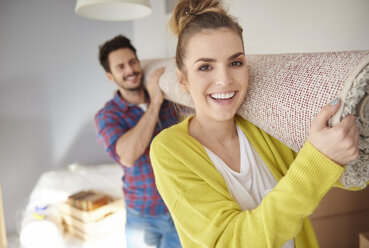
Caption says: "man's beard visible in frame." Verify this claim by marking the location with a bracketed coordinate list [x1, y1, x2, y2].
[119, 72, 143, 92]
[122, 82, 143, 92]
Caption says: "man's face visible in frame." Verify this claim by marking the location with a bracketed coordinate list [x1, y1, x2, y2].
[106, 48, 143, 92]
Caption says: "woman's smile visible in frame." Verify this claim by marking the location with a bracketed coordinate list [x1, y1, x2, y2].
[209, 91, 238, 104]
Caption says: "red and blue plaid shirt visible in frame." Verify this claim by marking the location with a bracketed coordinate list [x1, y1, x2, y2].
[95, 91, 179, 216]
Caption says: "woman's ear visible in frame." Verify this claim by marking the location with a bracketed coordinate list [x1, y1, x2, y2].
[176, 69, 189, 92]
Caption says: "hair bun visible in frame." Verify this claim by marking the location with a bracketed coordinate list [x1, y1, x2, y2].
[169, 0, 227, 36]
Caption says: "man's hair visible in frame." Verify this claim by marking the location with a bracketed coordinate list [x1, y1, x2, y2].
[98, 35, 137, 73]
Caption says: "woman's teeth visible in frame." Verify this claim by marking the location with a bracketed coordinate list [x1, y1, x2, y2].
[210, 92, 235, 99]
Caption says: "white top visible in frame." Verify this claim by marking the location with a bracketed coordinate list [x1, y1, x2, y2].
[204, 125, 295, 248]
[138, 103, 148, 112]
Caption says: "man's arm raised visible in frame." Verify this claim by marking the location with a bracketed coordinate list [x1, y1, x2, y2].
[115, 67, 165, 167]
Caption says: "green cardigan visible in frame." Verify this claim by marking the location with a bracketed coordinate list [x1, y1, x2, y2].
[150, 115, 345, 248]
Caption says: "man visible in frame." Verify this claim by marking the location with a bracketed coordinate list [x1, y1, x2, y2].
[95, 35, 181, 248]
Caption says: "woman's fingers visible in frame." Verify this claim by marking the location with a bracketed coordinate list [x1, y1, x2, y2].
[308, 99, 359, 165]
[310, 98, 341, 133]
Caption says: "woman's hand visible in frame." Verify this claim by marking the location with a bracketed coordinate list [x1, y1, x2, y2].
[307, 98, 359, 165]
[146, 67, 165, 106]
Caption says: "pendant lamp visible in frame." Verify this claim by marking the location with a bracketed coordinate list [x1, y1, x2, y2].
[75, 0, 152, 21]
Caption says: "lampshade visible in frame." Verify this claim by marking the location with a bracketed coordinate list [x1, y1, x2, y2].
[75, 0, 152, 21]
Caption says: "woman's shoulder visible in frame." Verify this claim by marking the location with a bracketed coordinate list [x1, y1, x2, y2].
[157, 117, 188, 138]
[152, 116, 192, 149]
[152, 115, 206, 156]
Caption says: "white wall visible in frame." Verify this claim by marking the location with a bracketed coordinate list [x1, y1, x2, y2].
[162, 0, 369, 56]
[0, 0, 368, 238]
[227, 0, 369, 54]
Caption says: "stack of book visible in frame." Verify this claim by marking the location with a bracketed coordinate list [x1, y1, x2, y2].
[59, 190, 125, 242]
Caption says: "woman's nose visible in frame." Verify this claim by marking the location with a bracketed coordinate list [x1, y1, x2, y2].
[215, 67, 232, 85]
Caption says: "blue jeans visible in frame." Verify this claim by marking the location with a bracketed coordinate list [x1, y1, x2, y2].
[125, 207, 182, 248]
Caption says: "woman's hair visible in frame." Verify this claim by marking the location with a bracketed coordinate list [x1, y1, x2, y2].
[170, 0, 244, 72]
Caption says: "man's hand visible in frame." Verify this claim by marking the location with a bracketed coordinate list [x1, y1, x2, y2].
[147, 67, 165, 106]
[115, 67, 166, 166]
[307, 98, 359, 165]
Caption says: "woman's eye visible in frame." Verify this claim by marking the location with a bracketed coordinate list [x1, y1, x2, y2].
[230, 61, 243, 67]
[199, 64, 212, 71]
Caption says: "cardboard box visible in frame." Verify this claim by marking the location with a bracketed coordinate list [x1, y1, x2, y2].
[310, 187, 369, 248]
[359, 232, 369, 248]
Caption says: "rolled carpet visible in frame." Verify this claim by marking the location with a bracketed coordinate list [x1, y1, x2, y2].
[142, 50, 369, 188]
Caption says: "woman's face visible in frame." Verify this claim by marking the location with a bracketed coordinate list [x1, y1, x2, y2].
[179, 28, 249, 124]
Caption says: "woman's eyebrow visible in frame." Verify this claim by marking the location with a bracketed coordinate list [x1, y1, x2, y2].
[193, 52, 245, 66]
[193, 58, 216, 65]
[228, 52, 245, 60]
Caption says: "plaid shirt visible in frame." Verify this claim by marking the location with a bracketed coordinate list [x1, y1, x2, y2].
[95, 90, 179, 216]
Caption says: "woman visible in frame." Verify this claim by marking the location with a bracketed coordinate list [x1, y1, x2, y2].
[150, 0, 361, 247]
